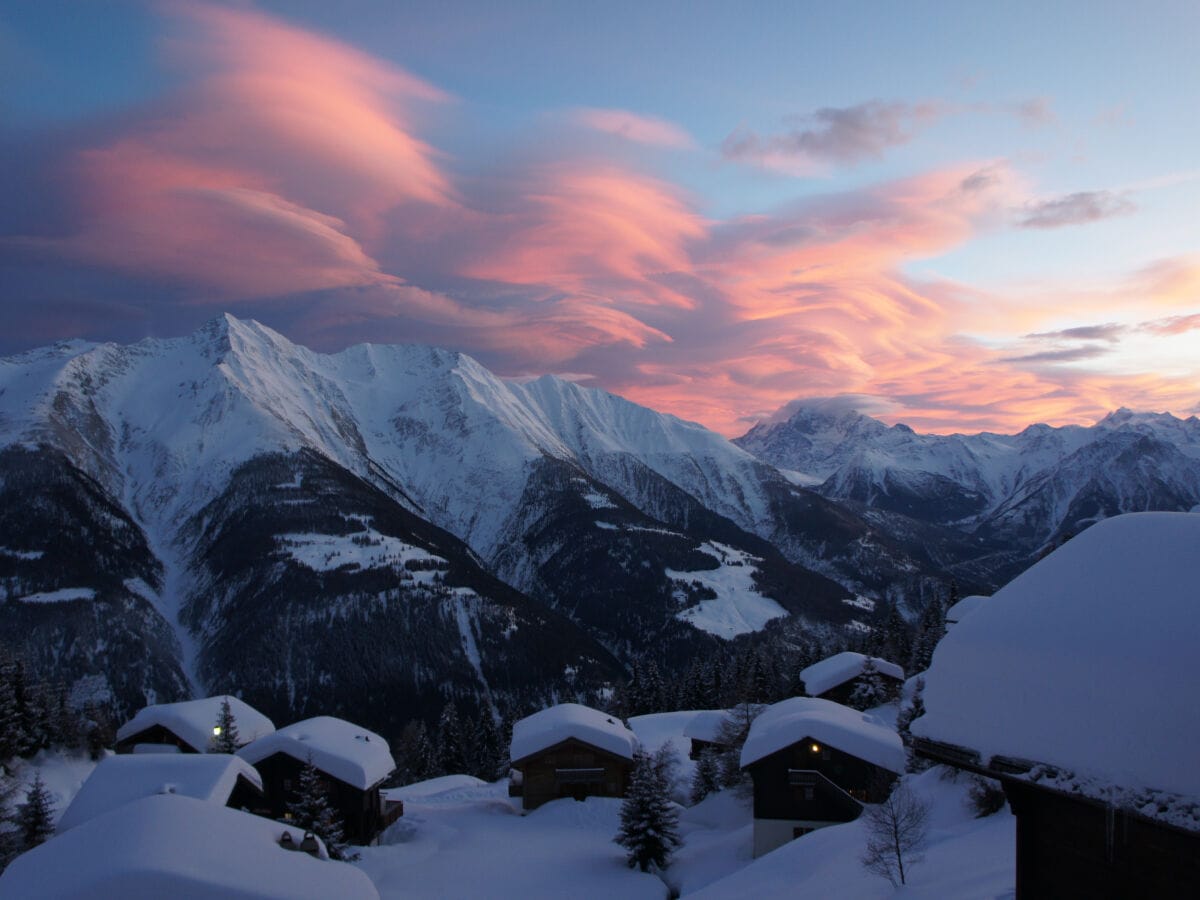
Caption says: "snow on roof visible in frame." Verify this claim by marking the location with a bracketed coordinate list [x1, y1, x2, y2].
[945, 594, 988, 624]
[740, 697, 905, 773]
[0, 794, 379, 900]
[116, 696, 275, 752]
[56, 754, 263, 833]
[914, 513, 1200, 807]
[510, 703, 638, 764]
[682, 710, 730, 743]
[800, 652, 905, 697]
[237, 716, 395, 790]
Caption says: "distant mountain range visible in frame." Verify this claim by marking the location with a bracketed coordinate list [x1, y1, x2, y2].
[2, 316, 1196, 739]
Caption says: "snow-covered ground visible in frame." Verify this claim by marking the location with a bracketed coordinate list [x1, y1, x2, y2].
[9, 712, 1015, 898]
[667, 543, 787, 639]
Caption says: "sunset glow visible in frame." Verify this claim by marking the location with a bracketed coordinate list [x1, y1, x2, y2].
[2, 1, 1197, 434]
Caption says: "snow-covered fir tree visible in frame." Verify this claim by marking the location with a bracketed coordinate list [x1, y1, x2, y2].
[896, 676, 928, 772]
[435, 702, 466, 775]
[16, 773, 54, 853]
[909, 593, 948, 674]
[847, 657, 889, 711]
[210, 697, 240, 753]
[285, 756, 355, 861]
[615, 747, 681, 872]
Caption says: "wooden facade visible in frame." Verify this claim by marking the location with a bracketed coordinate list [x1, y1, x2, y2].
[115, 723, 202, 754]
[745, 736, 896, 856]
[244, 752, 400, 845]
[510, 738, 633, 811]
[915, 737, 1200, 899]
[812, 673, 902, 707]
[688, 737, 727, 760]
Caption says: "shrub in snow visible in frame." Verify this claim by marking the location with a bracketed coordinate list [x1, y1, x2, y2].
[615, 747, 681, 872]
[967, 775, 1006, 818]
[286, 756, 356, 861]
[860, 780, 930, 887]
[691, 749, 722, 805]
[210, 697, 240, 754]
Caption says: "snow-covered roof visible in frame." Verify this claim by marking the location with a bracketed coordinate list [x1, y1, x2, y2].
[740, 696, 905, 773]
[0, 794, 379, 900]
[682, 710, 730, 744]
[945, 594, 988, 625]
[800, 652, 905, 697]
[56, 754, 263, 833]
[914, 513, 1200, 814]
[116, 695, 275, 752]
[237, 716, 395, 790]
[510, 703, 638, 764]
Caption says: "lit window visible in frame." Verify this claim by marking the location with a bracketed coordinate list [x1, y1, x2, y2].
[810, 742, 820, 753]
[213, 726, 222, 736]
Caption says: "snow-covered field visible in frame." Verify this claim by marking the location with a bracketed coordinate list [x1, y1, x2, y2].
[667, 543, 787, 639]
[11, 712, 1015, 899]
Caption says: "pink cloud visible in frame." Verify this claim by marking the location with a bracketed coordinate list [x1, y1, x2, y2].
[570, 108, 695, 149]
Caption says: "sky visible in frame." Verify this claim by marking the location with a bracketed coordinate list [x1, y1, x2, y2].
[1, 1, 1198, 435]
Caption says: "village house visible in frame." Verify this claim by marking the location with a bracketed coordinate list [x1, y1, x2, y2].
[115, 695, 275, 754]
[682, 710, 730, 760]
[509, 703, 637, 811]
[798, 651, 904, 706]
[740, 696, 905, 858]
[913, 513, 1200, 898]
[0, 794, 380, 899]
[237, 716, 401, 845]
[56, 753, 265, 833]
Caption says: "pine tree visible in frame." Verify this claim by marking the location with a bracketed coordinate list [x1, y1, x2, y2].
[286, 756, 355, 861]
[909, 594, 947, 675]
[847, 657, 888, 711]
[16, 773, 55, 852]
[715, 702, 761, 790]
[0, 655, 21, 762]
[435, 702, 465, 775]
[690, 749, 722, 805]
[878, 601, 913, 669]
[896, 677, 928, 772]
[615, 747, 681, 872]
[210, 697, 240, 753]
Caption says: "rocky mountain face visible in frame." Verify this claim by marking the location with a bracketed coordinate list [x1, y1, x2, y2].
[0, 316, 944, 737]
[735, 400, 1200, 580]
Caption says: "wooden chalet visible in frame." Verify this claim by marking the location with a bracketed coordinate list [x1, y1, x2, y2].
[56, 754, 266, 833]
[237, 716, 402, 845]
[115, 695, 275, 754]
[912, 513, 1200, 898]
[682, 710, 730, 760]
[798, 652, 904, 706]
[509, 703, 638, 811]
[740, 697, 904, 857]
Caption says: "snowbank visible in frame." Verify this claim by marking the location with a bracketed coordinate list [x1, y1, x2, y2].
[0, 794, 378, 899]
[57, 754, 263, 832]
[741, 697, 905, 773]
[944, 594, 988, 625]
[238, 716, 395, 791]
[681, 710, 731, 744]
[915, 512, 1200, 805]
[116, 695, 275, 752]
[511, 703, 637, 764]
[800, 652, 904, 697]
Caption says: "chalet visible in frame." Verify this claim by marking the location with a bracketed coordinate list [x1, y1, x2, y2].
[913, 513, 1200, 898]
[683, 710, 730, 760]
[115, 695, 275, 754]
[798, 651, 904, 706]
[56, 754, 265, 833]
[0, 794, 380, 899]
[509, 703, 638, 811]
[740, 696, 904, 857]
[944, 593, 988, 627]
[237, 716, 401, 845]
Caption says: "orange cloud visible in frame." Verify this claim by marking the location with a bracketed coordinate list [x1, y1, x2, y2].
[571, 108, 695, 148]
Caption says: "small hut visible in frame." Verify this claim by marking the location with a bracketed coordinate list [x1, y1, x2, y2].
[509, 703, 637, 811]
[799, 652, 904, 705]
[741, 696, 904, 857]
[682, 710, 731, 760]
[115, 695, 275, 754]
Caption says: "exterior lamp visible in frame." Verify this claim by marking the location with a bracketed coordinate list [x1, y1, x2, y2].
[810, 742, 821, 753]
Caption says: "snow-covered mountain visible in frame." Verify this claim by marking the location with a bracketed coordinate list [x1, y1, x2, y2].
[735, 399, 1200, 567]
[3, 316, 954, 735]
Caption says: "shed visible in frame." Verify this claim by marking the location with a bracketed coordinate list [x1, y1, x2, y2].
[115, 695, 275, 754]
[0, 794, 380, 899]
[57, 753, 264, 832]
[799, 652, 904, 706]
[741, 696, 904, 857]
[913, 513, 1200, 898]
[682, 710, 731, 760]
[509, 703, 637, 810]
[237, 716, 400, 844]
